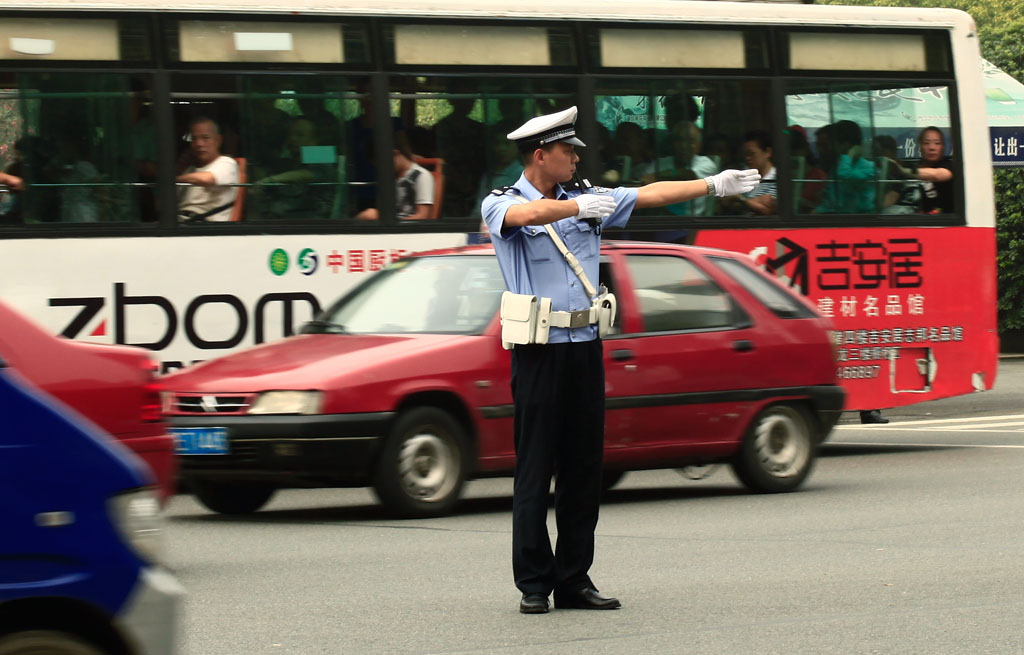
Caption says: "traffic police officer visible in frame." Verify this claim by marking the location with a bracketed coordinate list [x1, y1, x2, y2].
[481, 106, 759, 614]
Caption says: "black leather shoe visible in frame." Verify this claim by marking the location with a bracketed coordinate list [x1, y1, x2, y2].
[553, 587, 621, 610]
[860, 410, 889, 424]
[519, 593, 550, 614]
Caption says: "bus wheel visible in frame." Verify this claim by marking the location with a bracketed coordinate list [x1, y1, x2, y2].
[191, 479, 275, 514]
[731, 404, 815, 493]
[373, 407, 467, 518]
[0, 631, 103, 655]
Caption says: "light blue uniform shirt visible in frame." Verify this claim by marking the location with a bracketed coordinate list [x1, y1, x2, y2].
[481, 174, 638, 343]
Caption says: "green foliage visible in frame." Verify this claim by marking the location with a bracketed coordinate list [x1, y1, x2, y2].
[816, 0, 1024, 75]
[821, 0, 1024, 331]
[995, 168, 1024, 329]
[0, 100, 22, 167]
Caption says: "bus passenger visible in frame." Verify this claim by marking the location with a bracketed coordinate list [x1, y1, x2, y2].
[874, 135, 905, 212]
[246, 95, 292, 168]
[0, 137, 44, 223]
[789, 125, 827, 213]
[495, 97, 526, 132]
[600, 121, 651, 186]
[344, 81, 400, 215]
[129, 81, 158, 222]
[815, 120, 875, 214]
[0, 172, 23, 191]
[473, 130, 525, 219]
[251, 118, 332, 220]
[881, 126, 954, 214]
[355, 132, 434, 221]
[176, 118, 239, 223]
[704, 132, 741, 171]
[436, 96, 485, 217]
[45, 133, 99, 223]
[0, 171, 23, 223]
[720, 129, 777, 215]
[641, 121, 719, 215]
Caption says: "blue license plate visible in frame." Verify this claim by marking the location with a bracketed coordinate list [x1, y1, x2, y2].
[172, 427, 229, 455]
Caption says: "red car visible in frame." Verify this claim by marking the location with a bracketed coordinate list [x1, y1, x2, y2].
[0, 300, 177, 502]
[161, 242, 844, 517]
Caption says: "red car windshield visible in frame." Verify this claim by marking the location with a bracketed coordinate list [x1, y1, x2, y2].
[316, 255, 506, 335]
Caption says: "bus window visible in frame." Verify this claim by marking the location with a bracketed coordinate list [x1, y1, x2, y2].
[169, 73, 368, 224]
[0, 71, 156, 224]
[240, 76, 349, 223]
[594, 79, 772, 218]
[376, 76, 574, 221]
[785, 82, 955, 217]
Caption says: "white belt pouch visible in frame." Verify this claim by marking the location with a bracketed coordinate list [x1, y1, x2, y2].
[596, 288, 617, 339]
[500, 291, 551, 349]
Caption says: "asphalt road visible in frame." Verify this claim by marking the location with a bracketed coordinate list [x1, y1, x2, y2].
[165, 359, 1024, 654]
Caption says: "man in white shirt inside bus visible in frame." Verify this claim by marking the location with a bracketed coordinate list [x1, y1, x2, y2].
[355, 131, 435, 221]
[177, 117, 238, 222]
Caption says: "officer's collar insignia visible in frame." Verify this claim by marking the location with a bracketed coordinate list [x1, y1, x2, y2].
[490, 185, 522, 196]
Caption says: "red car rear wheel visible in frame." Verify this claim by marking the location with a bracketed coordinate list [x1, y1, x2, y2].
[731, 403, 815, 493]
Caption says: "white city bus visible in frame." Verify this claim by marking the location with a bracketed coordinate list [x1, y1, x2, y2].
[0, 0, 997, 411]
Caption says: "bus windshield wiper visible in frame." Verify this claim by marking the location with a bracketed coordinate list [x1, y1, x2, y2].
[303, 319, 349, 334]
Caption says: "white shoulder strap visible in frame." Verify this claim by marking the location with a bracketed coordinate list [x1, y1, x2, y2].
[507, 191, 599, 299]
[543, 223, 598, 299]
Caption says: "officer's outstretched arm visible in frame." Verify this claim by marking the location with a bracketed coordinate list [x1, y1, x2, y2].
[636, 169, 760, 209]
[635, 179, 708, 209]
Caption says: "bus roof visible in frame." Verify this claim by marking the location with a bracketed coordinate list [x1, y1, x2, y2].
[0, 0, 973, 31]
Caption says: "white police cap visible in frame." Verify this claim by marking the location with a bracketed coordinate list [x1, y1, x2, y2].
[506, 105, 586, 152]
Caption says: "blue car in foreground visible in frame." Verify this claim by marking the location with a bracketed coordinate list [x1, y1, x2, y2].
[0, 357, 183, 655]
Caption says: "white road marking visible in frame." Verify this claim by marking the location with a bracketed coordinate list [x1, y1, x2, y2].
[831, 442, 1024, 449]
[836, 413, 1024, 432]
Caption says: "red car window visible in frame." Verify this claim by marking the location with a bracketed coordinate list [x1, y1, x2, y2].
[624, 254, 738, 332]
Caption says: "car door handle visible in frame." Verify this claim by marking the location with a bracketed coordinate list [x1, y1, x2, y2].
[611, 349, 634, 361]
[733, 340, 755, 352]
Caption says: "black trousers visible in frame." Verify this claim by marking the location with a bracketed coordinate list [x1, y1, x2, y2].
[510, 339, 605, 595]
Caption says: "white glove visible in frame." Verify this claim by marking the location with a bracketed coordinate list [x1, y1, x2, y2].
[707, 169, 761, 197]
[574, 193, 618, 220]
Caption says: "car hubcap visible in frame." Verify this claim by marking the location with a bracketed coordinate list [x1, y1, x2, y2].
[397, 430, 456, 502]
[753, 411, 809, 478]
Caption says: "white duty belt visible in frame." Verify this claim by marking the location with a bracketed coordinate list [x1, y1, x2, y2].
[541, 223, 602, 327]
[498, 192, 617, 348]
[548, 305, 598, 328]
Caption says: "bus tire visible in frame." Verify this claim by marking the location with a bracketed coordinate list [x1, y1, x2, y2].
[191, 479, 275, 514]
[0, 630, 104, 655]
[372, 407, 467, 518]
[731, 404, 815, 493]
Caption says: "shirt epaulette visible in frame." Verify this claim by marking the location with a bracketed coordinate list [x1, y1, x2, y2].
[490, 186, 522, 197]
